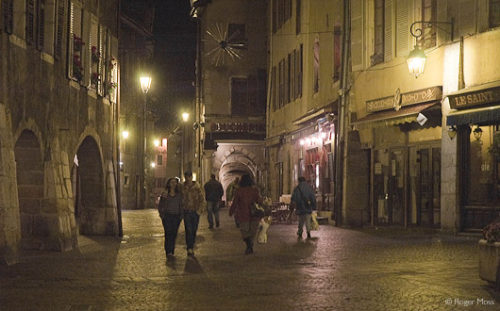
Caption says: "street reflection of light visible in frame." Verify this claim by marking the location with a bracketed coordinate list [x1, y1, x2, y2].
[153, 139, 160, 147]
[150, 162, 156, 168]
[300, 139, 305, 146]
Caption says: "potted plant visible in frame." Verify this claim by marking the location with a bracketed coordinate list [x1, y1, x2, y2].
[479, 219, 500, 288]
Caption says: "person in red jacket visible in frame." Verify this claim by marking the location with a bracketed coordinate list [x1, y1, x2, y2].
[229, 174, 262, 254]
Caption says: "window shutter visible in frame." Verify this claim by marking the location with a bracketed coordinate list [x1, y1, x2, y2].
[291, 50, 296, 99]
[296, 0, 301, 34]
[257, 69, 267, 114]
[351, 0, 364, 71]
[272, 0, 277, 33]
[489, 0, 500, 28]
[458, 0, 477, 37]
[384, 0, 394, 62]
[26, 0, 35, 45]
[333, 26, 341, 81]
[68, 1, 83, 80]
[54, 0, 65, 60]
[3, 0, 13, 34]
[98, 25, 106, 95]
[89, 15, 98, 89]
[110, 35, 118, 103]
[36, 0, 45, 51]
[82, 10, 90, 86]
[396, 0, 409, 57]
[271, 66, 277, 111]
[299, 44, 303, 97]
[285, 53, 290, 103]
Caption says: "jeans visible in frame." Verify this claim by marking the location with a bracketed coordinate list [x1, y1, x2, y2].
[183, 211, 200, 250]
[297, 213, 312, 234]
[161, 214, 182, 254]
[206, 201, 220, 227]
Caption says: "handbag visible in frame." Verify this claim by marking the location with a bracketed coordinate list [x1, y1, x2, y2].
[250, 202, 266, 218]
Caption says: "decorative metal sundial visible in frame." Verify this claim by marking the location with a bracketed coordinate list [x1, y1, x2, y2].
[205, 23, 247, 67]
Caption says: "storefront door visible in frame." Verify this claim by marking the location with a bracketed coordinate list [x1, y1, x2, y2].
[414, 146, 441, 227]
[373, 148, 406, 225]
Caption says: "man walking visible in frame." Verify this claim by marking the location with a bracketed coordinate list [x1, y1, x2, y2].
[291, 177, 316, 239]
[204, 174, 224, 229]
[182, 171, 206, 257]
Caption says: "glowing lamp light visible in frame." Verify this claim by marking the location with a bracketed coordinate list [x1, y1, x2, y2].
[162, 138, 167, 147]
[121, 130, 129, 139]
[150, 162, 156, 168]
[153, 139, 160, 147]
[407, 46, 426, 78]
[306, 138, 311, 145]
[140, 76, 152, 94]
[320, 132, 327, 139]
[182, 112, 190, 122]
[299, 139, 305, 146]
[192, 173, 197, 181]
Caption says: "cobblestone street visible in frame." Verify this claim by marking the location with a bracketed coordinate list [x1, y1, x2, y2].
[1, 208, 499, 311]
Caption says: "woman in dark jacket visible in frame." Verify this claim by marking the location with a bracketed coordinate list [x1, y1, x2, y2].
[229, 174, 262, 254]
[158, 177, 183, 259]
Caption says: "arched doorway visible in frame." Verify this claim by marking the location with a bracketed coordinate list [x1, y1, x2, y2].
[218, 152, 258, 198]
[73, 136, 104, 235]
[14, 130, 44, 248]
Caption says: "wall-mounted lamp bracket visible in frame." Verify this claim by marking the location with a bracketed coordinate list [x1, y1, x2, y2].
[409, 19, 454, 41]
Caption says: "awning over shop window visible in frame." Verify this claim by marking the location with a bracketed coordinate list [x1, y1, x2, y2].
[446, 105, 500, 126]
[352, 102, 439, 129]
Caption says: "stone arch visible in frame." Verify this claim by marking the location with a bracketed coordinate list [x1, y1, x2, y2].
[217, 152, 258, 195]
[73, 136, 105, 235]
[14, 130, 45, 249]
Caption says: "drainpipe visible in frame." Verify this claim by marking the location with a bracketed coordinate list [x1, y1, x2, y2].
[115, 0, 123, 237]
[334, 0, 350, 226]
[195, 17, 203, 183]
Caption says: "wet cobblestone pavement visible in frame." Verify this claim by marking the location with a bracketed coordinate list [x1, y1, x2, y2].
[1, 208, 499, 311]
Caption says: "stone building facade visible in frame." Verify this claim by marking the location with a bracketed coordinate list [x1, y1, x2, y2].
[190, 0, 268, 192]
[118, 1, 155, 210]
[348, 0, 500, 231]
[0, 0, 120, 264]
[266, 0, 343, 214]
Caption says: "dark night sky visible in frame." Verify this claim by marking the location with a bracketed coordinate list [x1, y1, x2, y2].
[152, 0, 197, 131]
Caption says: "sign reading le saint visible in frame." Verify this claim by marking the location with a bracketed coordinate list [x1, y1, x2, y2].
[366, 86, 442, 113]
[448, 86, 500, 109]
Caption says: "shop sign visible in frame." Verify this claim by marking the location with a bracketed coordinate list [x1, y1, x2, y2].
[366, 86, 442, 113]
[448, 87, 500, 109]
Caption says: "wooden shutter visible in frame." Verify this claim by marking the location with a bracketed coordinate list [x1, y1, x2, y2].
[54, 0, 65, 60]
[490, 0, 500, 28]
[351, 0, 364, 70]
[82, 10, 90, 85]
[396, 0, 410, 57]
[286, 53, 290, 104]
[384, 0, 394, 62]
[296, 0, 301, 34]
[271, 66, 277, 111]
[299, 44, 303, 97]
[333, 26, 341, 81]
[97, 25, 106, 95]
[110, 35, 118, 103]
[36, 0, 45, 51]
[272, 0, 277, 33]
[26, 0, 35, 45]
[3, 0, 13, 34]
[313, 38, 320, 93]
[89, 15, 98, 89]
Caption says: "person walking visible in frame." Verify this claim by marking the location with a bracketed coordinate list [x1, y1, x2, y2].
[226, 177, 240, 227]
[204, 174, 224, 229]
[157, 177, 183, 260]
[229, 174, 262, 254]
[291, 177, 317, 239]
[182, 171, 206, 257]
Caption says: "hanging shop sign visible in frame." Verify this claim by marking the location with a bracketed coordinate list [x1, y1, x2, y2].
[448, 85, 500, 109]
[366, 86, 442, 113]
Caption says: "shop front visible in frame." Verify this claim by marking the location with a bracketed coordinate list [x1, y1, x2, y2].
[446, 82, 500, 231]
[353, 86, 443, 227]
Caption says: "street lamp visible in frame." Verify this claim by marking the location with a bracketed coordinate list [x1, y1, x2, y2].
[121, 130, 129, 139]
[181, 112, 189, 180]
[139, 74, 151, 209]
[407, 19, 454, 78]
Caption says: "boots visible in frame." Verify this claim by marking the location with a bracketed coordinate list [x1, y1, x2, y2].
[244, 238, 254, 255]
